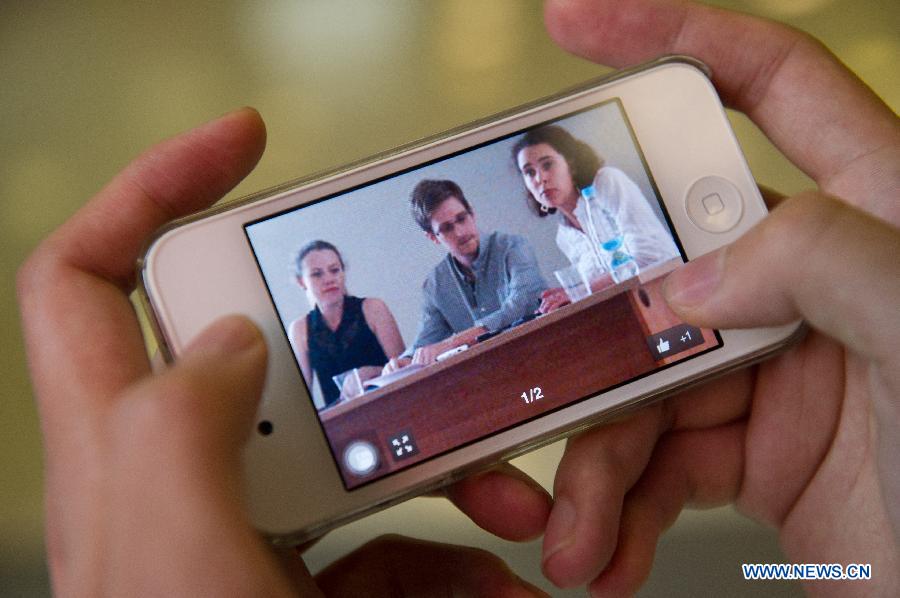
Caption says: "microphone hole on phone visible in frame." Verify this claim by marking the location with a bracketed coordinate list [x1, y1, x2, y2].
[257, 420, 274, 436]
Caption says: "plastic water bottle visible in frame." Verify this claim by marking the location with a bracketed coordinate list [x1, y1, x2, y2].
[581, 185, 639, 283]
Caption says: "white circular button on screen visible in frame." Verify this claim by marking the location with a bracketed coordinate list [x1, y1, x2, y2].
[344, 441, 379, 476]
[685, 176, 744, 233]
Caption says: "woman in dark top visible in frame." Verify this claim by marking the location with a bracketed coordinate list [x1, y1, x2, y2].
[288, 240, 404, 408]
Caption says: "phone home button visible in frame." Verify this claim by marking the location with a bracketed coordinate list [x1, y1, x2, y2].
[685, 176, 744, 233]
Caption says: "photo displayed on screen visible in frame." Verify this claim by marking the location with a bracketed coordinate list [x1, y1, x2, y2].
[245, 99, 722, 489]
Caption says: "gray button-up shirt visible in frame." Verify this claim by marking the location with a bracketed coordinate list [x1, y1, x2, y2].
[405, 230, 546, 355]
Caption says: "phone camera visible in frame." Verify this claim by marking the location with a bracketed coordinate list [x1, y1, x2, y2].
[257, 420, 274, 436]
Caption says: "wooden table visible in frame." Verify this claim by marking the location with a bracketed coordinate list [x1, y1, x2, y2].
[320, 262, 717, 488]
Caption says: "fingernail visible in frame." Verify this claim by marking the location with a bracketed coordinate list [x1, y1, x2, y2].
[542, 496, 576, 565]
[197, 107, 261, 132]
[220, 106, 259, 120]
[187, 315, 262, 356]
[663, 250, 724, 310]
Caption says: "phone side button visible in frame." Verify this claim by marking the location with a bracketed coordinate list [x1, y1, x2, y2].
[684, 176, 744, 233]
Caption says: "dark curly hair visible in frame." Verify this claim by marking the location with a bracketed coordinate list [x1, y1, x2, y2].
[511, 125, 604, 217]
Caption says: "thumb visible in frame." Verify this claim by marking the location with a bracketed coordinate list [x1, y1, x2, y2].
[128, 315, 268, 470]
[180, 315, 268, 448]
[662, 192, 900, 364]
[108, 318, 299, 595]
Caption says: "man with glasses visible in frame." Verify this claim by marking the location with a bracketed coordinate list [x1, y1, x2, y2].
[384, 179, 546, 372]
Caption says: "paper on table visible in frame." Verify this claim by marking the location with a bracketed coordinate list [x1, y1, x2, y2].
[363, 363, 426, 391]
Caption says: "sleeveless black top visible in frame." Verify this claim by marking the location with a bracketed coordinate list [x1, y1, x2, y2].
[307, 295, 388, 407]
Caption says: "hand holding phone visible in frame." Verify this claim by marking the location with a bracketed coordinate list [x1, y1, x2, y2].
[16, 109, 545, 596]
[17, 3, 899, 597]
[142, 53, 808, 542]
[534, 0, 900, 593]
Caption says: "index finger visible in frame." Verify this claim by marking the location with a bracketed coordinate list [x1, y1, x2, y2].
[543, 0, 900, 197]
[18, 108, 266, 412]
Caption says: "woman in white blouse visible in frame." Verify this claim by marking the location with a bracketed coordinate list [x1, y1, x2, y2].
[513, 125, 679, 312]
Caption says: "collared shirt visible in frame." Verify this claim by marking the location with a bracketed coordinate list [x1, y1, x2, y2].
[556, 166, 680, 277]
[406, 230, 546, 354]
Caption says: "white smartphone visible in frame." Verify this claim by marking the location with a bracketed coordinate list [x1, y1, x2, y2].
[138, 57, 802, 545]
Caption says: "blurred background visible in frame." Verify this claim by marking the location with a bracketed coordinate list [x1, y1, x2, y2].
[2, 1, 896, 595]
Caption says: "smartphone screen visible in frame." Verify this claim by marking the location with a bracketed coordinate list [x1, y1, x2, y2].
[245, 98, 722, 489]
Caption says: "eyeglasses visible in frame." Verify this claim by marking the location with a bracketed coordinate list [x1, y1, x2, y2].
[433, 211, 471, 236]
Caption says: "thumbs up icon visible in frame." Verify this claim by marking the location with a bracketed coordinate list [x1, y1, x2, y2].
[656, 337, 670, 354]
